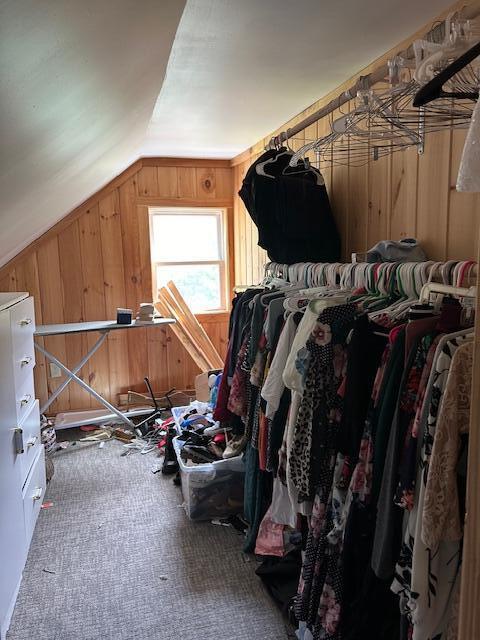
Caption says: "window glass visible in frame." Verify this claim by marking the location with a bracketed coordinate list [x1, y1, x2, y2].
[156, 264, 221, 312]
[151, 214, 221, 262]
[150, 207, 227, 313]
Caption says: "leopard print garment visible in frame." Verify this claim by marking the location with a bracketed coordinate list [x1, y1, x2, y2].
[289, 303, 357, 503]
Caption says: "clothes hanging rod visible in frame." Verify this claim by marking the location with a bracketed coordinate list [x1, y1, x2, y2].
[267, 3, 480, 149]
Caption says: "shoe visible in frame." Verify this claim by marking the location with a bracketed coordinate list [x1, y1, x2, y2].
[222, 435, 247, 459]
[179, 430, 209, 446]
[203, 422, 230, 436]
[162, 428, 179, 475]
[207, 442, 225, 459]
[181, 445, 218, 464]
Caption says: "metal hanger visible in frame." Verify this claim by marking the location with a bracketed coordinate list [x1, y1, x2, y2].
[413, 17, 480, 106]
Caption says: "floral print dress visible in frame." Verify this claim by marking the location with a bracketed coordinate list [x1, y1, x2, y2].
[291, 304, 356, 639]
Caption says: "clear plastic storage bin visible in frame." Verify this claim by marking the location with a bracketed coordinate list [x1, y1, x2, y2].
[173, 436, 245, 521]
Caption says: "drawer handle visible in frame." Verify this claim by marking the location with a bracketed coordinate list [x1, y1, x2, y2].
[20, 394, 32, 407]
[20, 356, 33, 367]
[32, 487, 43, 502]
[14, 427, 24, 454]
[27, 436, 38, 448]
[19, 318, 33, 327]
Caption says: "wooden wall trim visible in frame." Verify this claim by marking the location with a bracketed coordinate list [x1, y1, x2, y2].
[230, 147, 258, 167]
[142, 157, 231, 168]
[137, 196, 232, 207]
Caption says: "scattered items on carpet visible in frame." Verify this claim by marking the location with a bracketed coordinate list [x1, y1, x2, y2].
[41, 417, 57, 454]
[112, 428, 135, 443]
[211, 519, 232, 527]
[41, 415, 56, 482]
[41, 501, 54, 509]
[42, 568, 56, 575]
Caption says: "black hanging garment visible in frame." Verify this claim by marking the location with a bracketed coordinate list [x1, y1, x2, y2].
[238, 148, 341, 264]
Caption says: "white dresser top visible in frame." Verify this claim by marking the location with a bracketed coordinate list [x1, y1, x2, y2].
[0, 292, 29, 312]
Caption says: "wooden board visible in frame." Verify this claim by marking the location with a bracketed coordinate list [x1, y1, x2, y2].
[166, 281, 224, 368]
[36, 236, 68, 413]
[155, 297, 210, 372]
[158, 287, 214, 370]
[58, 220, 88, 410]
[99, 190, 130, 402]
[78, 204, 111, 406]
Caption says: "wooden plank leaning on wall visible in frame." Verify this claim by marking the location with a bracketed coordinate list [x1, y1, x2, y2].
[0, 158, 233, 413]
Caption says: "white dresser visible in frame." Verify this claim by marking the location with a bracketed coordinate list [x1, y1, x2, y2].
[0, 293, 45, 640]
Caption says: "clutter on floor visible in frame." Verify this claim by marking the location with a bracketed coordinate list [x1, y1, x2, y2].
[6, 439, 290, 640]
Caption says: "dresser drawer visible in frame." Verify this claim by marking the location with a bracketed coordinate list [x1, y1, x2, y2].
[13, 338, 36, 393]
[22, 447, 46, 548]
[10, 297, 35, 355]
[18, 400, 41, 487]
[15, 371, 35, 424]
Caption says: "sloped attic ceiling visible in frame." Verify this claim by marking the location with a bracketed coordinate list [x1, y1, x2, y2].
[142, 0, 455, 158]
[1, 0, 456, 269]
[0, 0, 185, 268]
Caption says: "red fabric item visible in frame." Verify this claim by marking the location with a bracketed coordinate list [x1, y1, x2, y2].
[458, 260, 476, 286]
[213, 341, 234, 422]
[227, 339, 249, 418]
[255, 507, 285, 557]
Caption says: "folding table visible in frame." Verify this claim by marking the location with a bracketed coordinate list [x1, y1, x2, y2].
[34, 318, 175, 429]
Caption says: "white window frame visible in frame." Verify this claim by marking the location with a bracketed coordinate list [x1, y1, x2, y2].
[149, 206, 228, 313]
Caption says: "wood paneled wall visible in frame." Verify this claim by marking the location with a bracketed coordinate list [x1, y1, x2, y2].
[232, 0, 480, 286]
[0, 159, 233, 414]
[233, 126, 480, 288]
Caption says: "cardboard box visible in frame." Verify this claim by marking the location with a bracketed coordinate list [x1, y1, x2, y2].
[195, 370, 221, 402]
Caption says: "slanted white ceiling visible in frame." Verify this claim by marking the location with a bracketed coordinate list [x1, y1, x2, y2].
[142, 0, 454, 159]
[0, 0, 185, 268]
[1, 0, 455, 268]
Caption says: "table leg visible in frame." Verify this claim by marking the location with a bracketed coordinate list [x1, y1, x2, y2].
[34, 341, 135, 428]
[37, 331, 108, 413]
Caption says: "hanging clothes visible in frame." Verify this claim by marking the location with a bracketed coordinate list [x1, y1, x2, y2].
[211, 261, 476, 640]
[238, 148, 341, 264]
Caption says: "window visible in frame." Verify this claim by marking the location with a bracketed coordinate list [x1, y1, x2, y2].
[149, 207, 228, 313]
